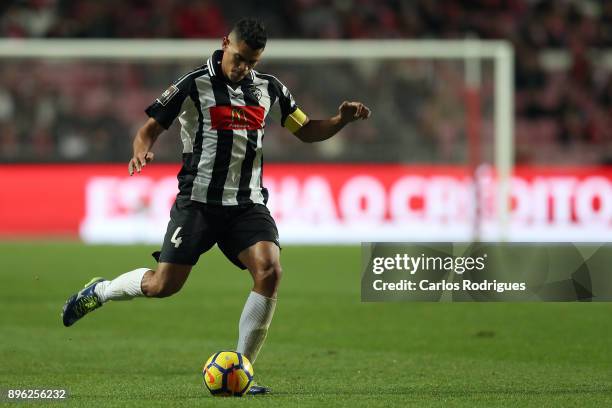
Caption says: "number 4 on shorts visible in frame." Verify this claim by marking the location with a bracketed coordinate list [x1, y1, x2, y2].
[171, 226, 183, 248]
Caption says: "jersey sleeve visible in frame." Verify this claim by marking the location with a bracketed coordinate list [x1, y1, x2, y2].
[145, 74, 193, 129]
[267, 77, 307, 133]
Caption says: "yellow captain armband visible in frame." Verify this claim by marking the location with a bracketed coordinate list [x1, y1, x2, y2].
[284, 108, 309, 134]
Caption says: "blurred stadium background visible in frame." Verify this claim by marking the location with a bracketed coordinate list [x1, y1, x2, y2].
[1, 0, 612, 242]
[2, 1, 612, 406]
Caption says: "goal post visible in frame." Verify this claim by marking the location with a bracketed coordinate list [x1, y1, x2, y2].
[0, 39, 514, 241]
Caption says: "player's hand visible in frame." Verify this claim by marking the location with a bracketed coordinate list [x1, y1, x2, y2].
[338, 101, 371, 124]
[128, 151, 155, 175]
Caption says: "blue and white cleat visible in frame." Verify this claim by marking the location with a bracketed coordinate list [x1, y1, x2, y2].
[62, 277, 105, 327]
[247, 383, 271, 395]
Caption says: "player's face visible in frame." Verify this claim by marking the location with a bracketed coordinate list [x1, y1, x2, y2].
[221, 36, 263, 83]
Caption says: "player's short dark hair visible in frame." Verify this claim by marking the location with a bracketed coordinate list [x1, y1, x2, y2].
[231, 18, 267, 50]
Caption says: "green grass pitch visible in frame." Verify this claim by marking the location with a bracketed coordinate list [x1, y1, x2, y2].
[1, 242, 611, 407]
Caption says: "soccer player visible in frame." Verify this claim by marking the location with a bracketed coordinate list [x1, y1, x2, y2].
[61, 18, 371, 394]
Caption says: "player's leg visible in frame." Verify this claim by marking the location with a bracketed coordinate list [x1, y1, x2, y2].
[96, 262, 192, 300]
[214, 204, 281, 395]
[217, 204, 281, 363]
[236, 241, 281, 361]
[239, 241, 282, 298]
[61, 262, 192, 327]
[62, 197, 212, 327]
[234, 241, 280, 395]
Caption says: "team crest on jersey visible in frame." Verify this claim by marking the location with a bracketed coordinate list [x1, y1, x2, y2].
[210, 105, 265, 130]
[157, 84, 179, 106]
[244, 85, 262, 102]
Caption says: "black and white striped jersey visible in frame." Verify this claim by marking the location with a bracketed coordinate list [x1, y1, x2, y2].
[145, 49, 298, 206]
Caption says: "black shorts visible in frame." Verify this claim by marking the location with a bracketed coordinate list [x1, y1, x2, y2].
[152, 198, 280, 269]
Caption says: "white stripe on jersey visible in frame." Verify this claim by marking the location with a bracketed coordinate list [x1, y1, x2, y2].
[178, 95, 197, 153]
[255, 75, 274, 117]
[223, 89, 249, 205]
[173, 67, 209, 154]
[190, 75, 217, 202]
[249, 75, 274, 203]
[248, 133, 264, 203]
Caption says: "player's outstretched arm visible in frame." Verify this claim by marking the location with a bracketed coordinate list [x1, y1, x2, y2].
[128, 117, 165, 175]
[294, 101, 371, 143]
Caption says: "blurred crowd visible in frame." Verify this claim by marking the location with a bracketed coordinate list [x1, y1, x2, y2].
[1, 0, 612, 164]
[2, 0, 612, 45]
[0, 59, 443, 164]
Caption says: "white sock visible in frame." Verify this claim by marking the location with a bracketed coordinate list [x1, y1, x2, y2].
[236, 291, 277, 364]
[94, 268, 149, 303]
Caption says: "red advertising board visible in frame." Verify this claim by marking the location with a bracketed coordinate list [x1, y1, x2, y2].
[1, 164, 611, 242]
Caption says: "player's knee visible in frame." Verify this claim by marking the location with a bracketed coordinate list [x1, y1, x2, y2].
[252, 260, 282, 291]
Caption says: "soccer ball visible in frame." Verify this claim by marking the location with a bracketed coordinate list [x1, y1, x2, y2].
[202, 351, 254, 397]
